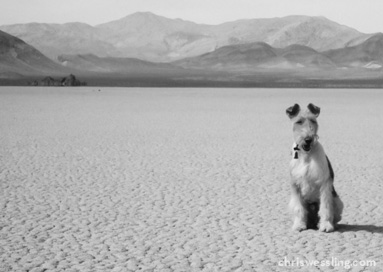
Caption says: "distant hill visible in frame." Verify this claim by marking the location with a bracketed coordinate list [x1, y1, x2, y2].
[174, 42, 279, 70]
[95, 12, 213, 62]
[324, 33, 383, 68]
[0, 12, 372, 62]
[57, 54, 178, 75]
[0, 30, 68, 77]
[277, 44, 335, 68]
[0, 22, 119, 61]
[209, 15, 370, 51]
[173, 42, 336, 70]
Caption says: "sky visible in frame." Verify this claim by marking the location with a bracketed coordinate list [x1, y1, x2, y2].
[1, 0, 383, 33]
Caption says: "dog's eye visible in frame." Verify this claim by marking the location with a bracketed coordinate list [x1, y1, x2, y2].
[296, 120, 303, 125]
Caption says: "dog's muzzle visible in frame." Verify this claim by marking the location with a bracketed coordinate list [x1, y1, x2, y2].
[301, 136, 317, 152]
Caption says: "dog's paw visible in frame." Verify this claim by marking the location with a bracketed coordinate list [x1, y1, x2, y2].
[319, 221, 334, 232]
[292, 222, 307, 232]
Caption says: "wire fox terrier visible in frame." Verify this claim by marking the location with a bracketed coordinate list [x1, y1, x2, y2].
[286, 103, 343, 232]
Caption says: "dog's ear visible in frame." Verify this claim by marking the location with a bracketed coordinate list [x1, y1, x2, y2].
[307, 103, 320, 117]
[286, 104, 300, 119]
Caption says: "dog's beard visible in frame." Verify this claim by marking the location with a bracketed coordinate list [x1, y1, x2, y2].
[296, 135, 319, 152]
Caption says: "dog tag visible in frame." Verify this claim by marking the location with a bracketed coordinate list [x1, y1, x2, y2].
[293, 144, 300, 159]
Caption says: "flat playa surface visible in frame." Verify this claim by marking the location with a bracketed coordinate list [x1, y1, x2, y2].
[1, 87, 382, 272]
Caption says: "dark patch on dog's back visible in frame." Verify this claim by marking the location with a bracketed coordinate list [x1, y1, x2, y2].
[326, 155, 338, 197]
[326, 155, 334, 180]
[332, 186, 338, 197]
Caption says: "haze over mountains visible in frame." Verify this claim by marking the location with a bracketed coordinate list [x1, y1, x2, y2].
[1, 12, 383, 86]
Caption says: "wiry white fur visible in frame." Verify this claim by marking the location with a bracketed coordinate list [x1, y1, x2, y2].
[290, 142, 329, 203]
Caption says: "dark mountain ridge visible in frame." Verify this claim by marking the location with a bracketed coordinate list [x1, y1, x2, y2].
[324, 33, 383, 68]
[0, 30, 68, 77]
[173, 42, 337, 70]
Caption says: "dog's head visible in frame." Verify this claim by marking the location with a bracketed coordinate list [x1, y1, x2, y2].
[286, 103, 320, 152]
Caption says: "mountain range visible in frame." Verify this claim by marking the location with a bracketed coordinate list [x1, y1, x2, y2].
[1, 12, 383, 86]
[0, 12, 374, 63]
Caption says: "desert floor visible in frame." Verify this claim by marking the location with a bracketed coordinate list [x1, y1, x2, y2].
[0, 87, 382, 272]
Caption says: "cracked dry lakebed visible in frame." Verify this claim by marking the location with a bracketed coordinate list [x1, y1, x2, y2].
[0, 87, 382, 271]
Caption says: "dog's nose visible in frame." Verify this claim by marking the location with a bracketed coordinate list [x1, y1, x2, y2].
[305, 137, 313, 144]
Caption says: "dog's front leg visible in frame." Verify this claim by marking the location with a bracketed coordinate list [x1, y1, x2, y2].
[318, 181, 335, 232]
[289, 184, 307, 231]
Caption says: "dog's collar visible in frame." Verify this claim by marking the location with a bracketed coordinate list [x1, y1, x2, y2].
[293, 143, 300, 159]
